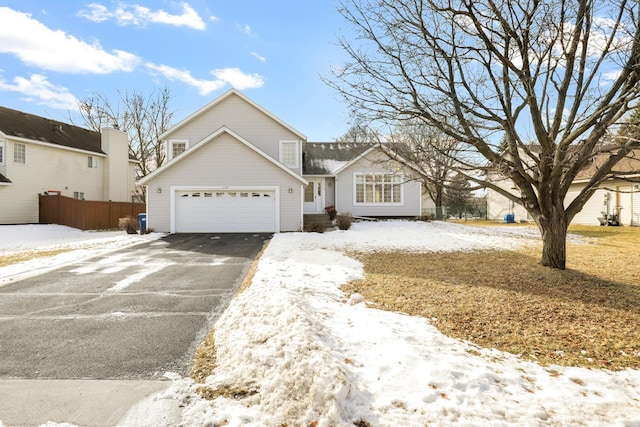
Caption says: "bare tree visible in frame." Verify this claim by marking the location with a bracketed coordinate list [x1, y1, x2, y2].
[328, 0, 640, 269]
[337, 123, 381, 142]
[387, 120, 462, 218]
[76, 87, 174, 178]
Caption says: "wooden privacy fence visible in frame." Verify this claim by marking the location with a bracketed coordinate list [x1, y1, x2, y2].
[39, 194, 146, 230]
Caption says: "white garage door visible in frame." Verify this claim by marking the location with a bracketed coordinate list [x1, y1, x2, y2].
[175, 190, 277, 232]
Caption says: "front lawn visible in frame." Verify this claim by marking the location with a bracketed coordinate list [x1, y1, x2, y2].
[343, 224, 640, 370]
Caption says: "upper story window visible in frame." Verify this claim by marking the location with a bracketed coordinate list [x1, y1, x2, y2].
[13, 142, 26, 165]
[169, 139, 189, 160]
[355, 173, 403, 204]
[279, 140, 299, 169]
[0, 139, 4, 165]
[88, 156, 98, 168]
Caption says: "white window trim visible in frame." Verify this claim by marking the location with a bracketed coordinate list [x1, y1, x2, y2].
[353, 172, 404, 206]
[168, 139, 189, 160]
[279, 140, 300, 169]
[13, 142, 26, 165]
[88, 156, 98, 168]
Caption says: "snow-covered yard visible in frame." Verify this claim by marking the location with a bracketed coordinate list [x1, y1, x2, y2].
[1, 222, 639, 426]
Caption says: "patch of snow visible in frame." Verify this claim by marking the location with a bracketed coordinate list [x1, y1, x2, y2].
[0, 224, 163, 287]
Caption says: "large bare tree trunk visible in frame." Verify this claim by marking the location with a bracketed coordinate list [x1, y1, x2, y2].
[537, 215, 568, 270]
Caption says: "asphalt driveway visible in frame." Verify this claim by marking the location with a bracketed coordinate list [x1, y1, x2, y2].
[0, 233, 270, 380]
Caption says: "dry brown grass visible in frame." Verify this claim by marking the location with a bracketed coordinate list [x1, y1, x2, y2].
[342, 224, 640, 370]
[0, 249, 70, 268]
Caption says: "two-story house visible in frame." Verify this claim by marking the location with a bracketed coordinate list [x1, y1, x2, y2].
[0, 106, 137, 224]
[139, 89, 423, 233]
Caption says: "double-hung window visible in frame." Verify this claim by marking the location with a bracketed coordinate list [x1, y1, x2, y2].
[169, 139, 188, 160]
[279, 140, 299, 168]
[355, 174, 403, 204]
[88, 156, 98, 168]
[13, 143, 26, 165]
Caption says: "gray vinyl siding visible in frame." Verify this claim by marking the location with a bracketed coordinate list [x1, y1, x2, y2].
[144, 133, 303, 232]
[163, 94, 303, 175]
[0, 138, 105, 224]
[335, 152, 421, 217]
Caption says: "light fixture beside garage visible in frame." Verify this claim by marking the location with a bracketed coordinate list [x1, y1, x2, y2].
[157, 187, 162, 194]
[288, 188, 293, 194]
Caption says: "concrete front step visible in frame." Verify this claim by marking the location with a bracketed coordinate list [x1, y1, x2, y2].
[304, 214, 335, 230]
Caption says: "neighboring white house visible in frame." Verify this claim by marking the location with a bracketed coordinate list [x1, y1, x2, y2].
[139, 89, 423, 233]
[0, 106, 138, 224]
[486, 151, 640, 226]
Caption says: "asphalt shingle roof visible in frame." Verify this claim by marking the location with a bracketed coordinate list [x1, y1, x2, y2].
[303, 142, 373, 175]
[0, 173, 11, 183]
[0, 106, 104, 154]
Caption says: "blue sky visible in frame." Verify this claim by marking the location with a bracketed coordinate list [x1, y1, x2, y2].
[0, 1, 352, 141]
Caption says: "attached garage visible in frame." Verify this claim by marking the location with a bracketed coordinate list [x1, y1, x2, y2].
[174, 188, 278, 233]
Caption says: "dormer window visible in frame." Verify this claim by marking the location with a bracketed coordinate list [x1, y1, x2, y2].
[169, 139, 189, 160]
[279, 140, 299, 168]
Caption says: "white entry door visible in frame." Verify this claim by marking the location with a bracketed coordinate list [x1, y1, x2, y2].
[303, 179, 324, 214]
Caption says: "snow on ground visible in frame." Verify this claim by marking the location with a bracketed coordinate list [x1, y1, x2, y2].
[0, 224, 161, 286]
[1, 222, 639, 426]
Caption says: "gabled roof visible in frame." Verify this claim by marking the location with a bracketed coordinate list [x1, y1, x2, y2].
[159, 89, 307, 141]
[0, 106, 104, 154]
[574, 148, 640, 182]
[139, 126, 308, 185]
[0, 173, 12, 184]
[303, 142, 374, 175]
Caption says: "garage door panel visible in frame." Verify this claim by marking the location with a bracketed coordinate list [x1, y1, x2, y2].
[175, 190, 276, 232]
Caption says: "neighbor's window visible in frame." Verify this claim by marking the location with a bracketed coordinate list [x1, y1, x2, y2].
[0, 139, 4, 165]
[279, 141, 299, 168]
[73, 191, 85, 200]
[169, 139, 188, 159]
[88, 156, 98, 168]
[13, 143, 26, 164]
[355, 174, 402, 204]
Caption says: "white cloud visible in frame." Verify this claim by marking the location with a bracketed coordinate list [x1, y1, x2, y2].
[0, 7, 140, 74]
[251, 51, 266, 62]
[146, 63, 264, 94]
[600, 69, 622, 87]
[0, 73, 78, 110]
[79, 2, 206, 30]
[237, 23, 252, 35]
[211, 68, 265, 90]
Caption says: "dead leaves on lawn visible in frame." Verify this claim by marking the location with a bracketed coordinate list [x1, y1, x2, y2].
[343, 226, 640, 370]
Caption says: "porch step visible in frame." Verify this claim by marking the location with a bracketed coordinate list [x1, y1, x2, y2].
[304, 214, 335, 230]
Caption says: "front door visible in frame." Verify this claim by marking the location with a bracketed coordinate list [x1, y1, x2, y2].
[303, 178, 324, 214]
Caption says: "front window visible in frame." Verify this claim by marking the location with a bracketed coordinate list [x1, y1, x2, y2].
[279, 140, 299, 168]
[355, 174, 403, 204]
[169, 139, 188, 159]
[14, 143, 26, 164]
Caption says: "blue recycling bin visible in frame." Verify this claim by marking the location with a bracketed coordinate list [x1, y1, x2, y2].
[504, 213, 515, 223]
[138, 213, 147, 234]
